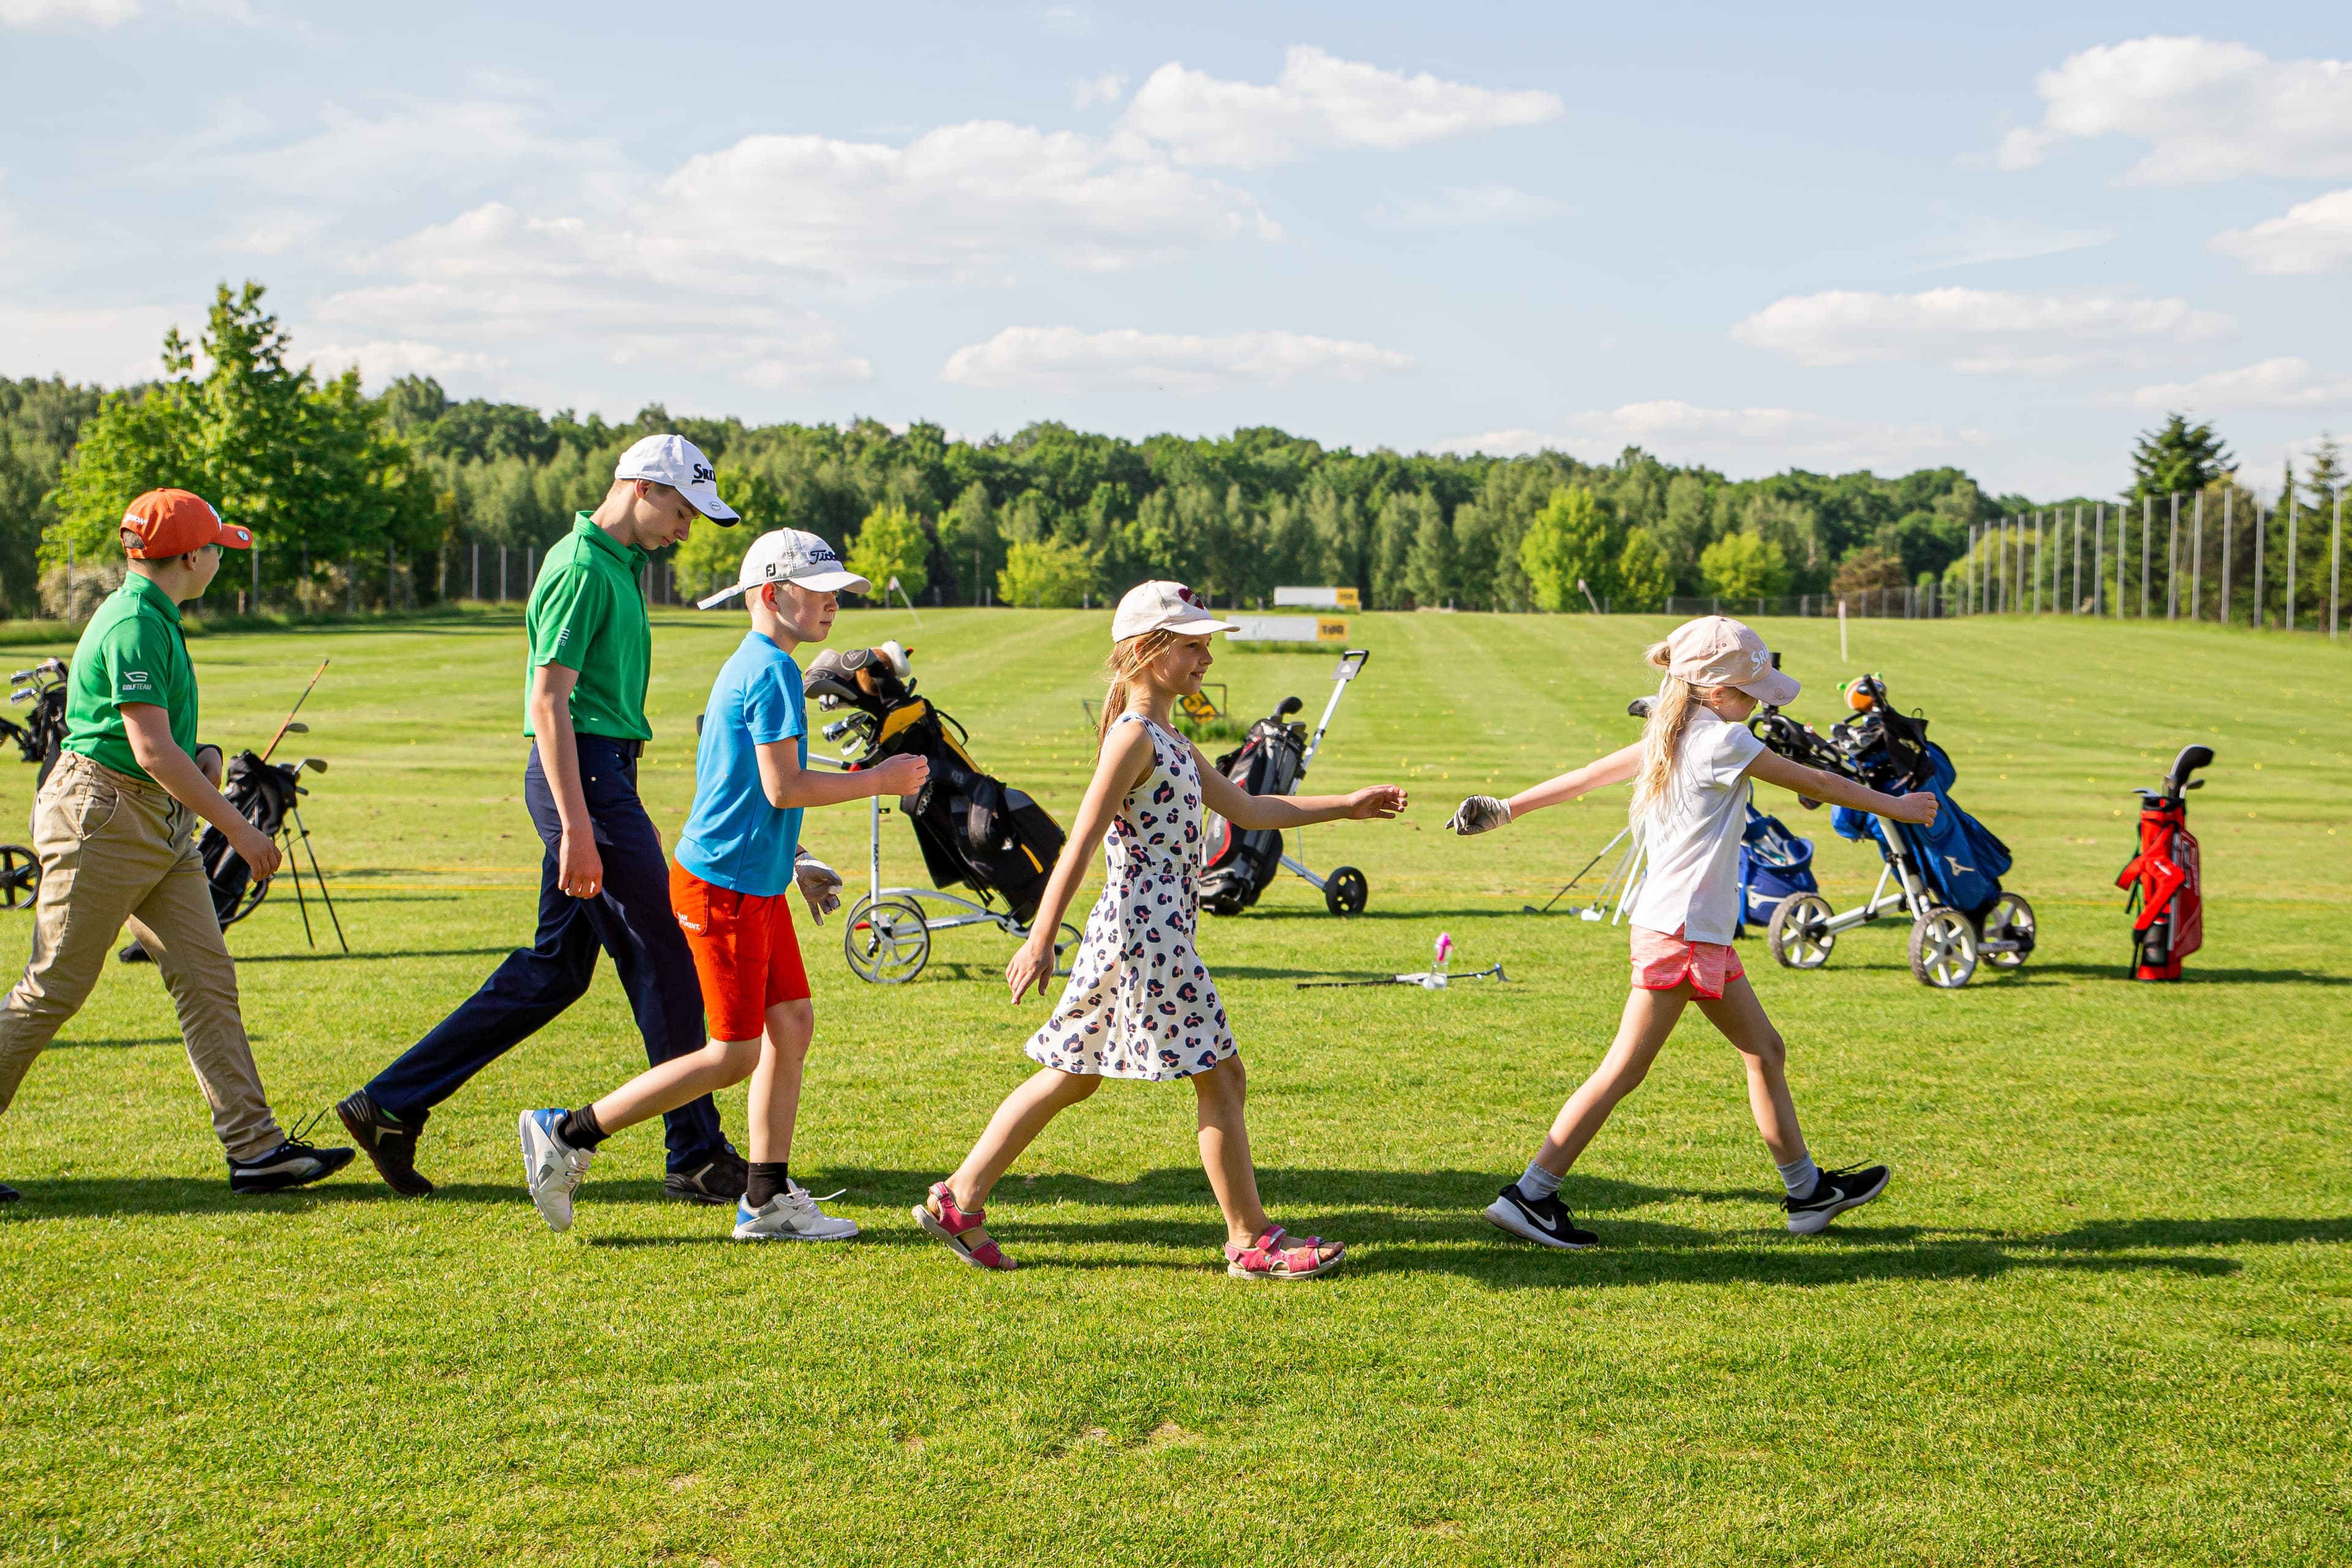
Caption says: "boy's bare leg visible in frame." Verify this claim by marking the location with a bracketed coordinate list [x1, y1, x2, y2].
[1692, 978, 1807, 1168]
[1189, 1055, 1270, 1247]
[1532, 986, 1687, 1175]
[944, 1067, 1099, 1212]
[591, 1035, 760, 1135]
[746, 999, 813, 1164]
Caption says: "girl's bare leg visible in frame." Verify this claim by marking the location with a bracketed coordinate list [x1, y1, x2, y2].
[944, 1067, 1100, 1212]
[590, 1035, 760, 1136]
[745, 999, 814, 1165]
[1692, 978, 1807, 1168]
[1188, 1056, 1272, 1247]
[1532, 986, 1688, 1175]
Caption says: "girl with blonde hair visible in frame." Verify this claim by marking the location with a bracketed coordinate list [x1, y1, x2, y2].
[914, 581, 1408, 1278]
[1447, 616, 1937, 1248]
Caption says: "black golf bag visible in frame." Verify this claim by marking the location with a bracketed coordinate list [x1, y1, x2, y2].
[118, 751, 308, 963]
[1199, 696, 1305, 915]
[805, 645, 1066, 927]
[4, 657, 69, 786]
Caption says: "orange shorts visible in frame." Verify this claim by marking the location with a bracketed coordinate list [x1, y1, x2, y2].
[669, 864, 811, 1041]
[1629, 925, 1746, 999]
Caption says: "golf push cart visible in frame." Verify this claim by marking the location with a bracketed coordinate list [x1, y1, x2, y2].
[1752, 673, 2034, 989]
[803, 641, 1079, 986]
[1199, 649, 1372, 917]
[0, 658, 70, 909]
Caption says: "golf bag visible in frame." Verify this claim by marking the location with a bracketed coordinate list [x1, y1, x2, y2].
[118, 751, 310, 963]
[2117, 745, 2211, 981]
[4, 657, 69, 787]
[1737, 805, 1817, 933]
[805, 644, 1065, 927]
[1199, 696, 1305, 916]
[1832, 738, 2013, 919]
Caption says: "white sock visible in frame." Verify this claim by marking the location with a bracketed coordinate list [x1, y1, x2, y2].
[1518, 1161, 1562, 1201]
[1779, 1153, 1820, 1200]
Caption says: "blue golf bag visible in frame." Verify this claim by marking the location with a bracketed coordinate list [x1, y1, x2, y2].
[1832, 741, 2011, 918]
[1737, 805, 1818, 934]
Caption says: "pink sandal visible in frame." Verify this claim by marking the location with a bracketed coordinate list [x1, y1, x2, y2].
[913, 1182, 1016, 1272]
[1225, 1224, 1344, 1281]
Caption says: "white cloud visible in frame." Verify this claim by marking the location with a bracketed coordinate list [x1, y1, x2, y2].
[1913, 209, 2114, 270]
[939, 326, 1414, 393]
[302, 339, 505, 391]
[647, 123, 1275, 286]
[1070, 72, 1125, 108]
[2127, 356, 2352, 412]
[2211, 187, 2352, 274]
[1560, 401, 1988, 476]
[318, 203, 873, 393]
[1428, 429, 1555, 458]
[1393, 183, 1563, 227]
[1119, 45, 1561, 168]
[0, 0, 139, 24]
[0, 303, 178, 383]
[1993, 36, 2352, 184]
[217, 96, 615, 200]
[1731, 287, 2234, 375]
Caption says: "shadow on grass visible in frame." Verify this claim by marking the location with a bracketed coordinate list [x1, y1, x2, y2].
[233, 946, 514, 965]
[13, 1168, 2343, 1292]
[2015, 963, 2352, 987]
[50, 1036, 179, 1050]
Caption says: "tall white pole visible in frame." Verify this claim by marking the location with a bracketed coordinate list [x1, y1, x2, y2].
[2332, 489, 2342, 639]
[2094, 504, 2105, 617]
[2221, 491, 2233, 627]
[2166, 492, 2179, 620]
[2192, 491, 2203, 622]
[2140, 495, 2152, 619]
[2072, 505, 2083, 614]
[2286, 489, 2299, 631]
[2032, 511, 2043, 614]
[2255, 500, 2266, 629]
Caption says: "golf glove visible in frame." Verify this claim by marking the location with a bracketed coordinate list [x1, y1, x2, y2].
[794, 850, 843, 927]
[1447, 795, 1512, 835]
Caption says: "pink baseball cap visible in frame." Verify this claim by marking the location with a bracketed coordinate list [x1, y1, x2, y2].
[1111, 580, 1238, 642]
[1664, 616, 1800, 705]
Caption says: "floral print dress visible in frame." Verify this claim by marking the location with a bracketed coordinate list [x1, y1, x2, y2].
[1025, 714, 1237, 1080]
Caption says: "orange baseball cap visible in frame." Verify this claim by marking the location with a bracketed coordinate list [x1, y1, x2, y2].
[120, 489, 252, 557]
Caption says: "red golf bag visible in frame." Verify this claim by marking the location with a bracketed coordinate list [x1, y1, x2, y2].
[2116, 745, 2211, 981]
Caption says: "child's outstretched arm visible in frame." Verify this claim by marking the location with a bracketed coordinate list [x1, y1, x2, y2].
[1005, 720, 1159, 1003]
[1446, 741, 1642, 835]
[1193, 746, 1406, 832]
[1744, 750, 1939, 826]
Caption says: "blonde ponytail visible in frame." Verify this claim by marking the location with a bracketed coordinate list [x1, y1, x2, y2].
[1629, 639, 1699, 822]
[1096, 628, 1184, 753]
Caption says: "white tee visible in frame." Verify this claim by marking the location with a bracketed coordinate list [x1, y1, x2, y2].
[1626, 705, 1766, 945]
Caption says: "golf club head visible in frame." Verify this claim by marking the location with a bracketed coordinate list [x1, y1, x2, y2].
[282, 721, 309, 734]
[1277, 696, 1304, 718]
[301, 757, 327, 774]
[2167, 744, 2214, 794]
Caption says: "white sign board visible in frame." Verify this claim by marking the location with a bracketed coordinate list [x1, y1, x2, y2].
[1273, 586, 1343, 608]
[1226, 616, 1348, 643]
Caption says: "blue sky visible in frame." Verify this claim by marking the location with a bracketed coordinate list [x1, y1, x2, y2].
[3, 2, 2348, 499]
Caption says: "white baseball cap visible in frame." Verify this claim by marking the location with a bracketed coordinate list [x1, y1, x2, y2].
[697, 527, 872, 609]
[614, 434, 739, 525]
[1112, 579, 1240, 642]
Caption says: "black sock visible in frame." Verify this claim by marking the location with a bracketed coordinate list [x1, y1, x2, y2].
[556, 1106, 608, 1150]
[745, 1161, 790, 1207]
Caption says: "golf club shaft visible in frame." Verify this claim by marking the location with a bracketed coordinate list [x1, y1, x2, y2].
[259, 658, 330, 763]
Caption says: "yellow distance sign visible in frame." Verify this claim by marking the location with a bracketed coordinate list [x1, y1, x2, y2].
[1317, 617, 1349, 643]
[1333, 588, 1362, 610]
[1178, 692, 1221, 722]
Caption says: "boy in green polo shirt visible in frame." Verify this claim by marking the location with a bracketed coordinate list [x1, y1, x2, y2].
[0, 489, 353, 1199]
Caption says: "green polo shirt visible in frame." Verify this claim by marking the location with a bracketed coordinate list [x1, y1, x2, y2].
[522, 512, 652, 742]
[61, 573, 200, 783]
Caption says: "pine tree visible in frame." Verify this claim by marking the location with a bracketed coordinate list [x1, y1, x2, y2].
[2130, 413, 2234, 499]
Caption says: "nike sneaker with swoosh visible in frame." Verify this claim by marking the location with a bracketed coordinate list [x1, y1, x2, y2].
[1484, 1182, 1598, 1250]
[1783, 1163, 1890, 1234]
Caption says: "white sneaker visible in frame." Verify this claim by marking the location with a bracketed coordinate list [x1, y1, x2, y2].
[733, 1180, 859, 1242]
[518, 1109, 594, 1232]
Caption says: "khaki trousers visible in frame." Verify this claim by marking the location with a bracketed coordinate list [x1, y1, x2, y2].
[0, 751, 281, 1160]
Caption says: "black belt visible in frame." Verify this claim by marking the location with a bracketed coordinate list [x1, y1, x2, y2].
[578, 735, 644, 761]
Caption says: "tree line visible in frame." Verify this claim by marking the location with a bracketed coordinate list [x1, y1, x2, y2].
[1, 281, 2332, 622]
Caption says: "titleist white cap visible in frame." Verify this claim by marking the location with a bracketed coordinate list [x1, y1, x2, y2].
[614, 433, 738, 524]
[698, 527, 872, 609]
[1111, 579, 1238, 641]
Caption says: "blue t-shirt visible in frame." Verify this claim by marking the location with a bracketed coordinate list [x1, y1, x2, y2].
[676, 633, 807, 897]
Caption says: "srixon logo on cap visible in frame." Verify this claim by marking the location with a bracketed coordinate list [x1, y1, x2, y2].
[692, 463, 717, 485]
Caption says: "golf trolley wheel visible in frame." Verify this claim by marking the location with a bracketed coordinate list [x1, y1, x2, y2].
[1324, 865, 1368, 917]
[1051, 922, 1082, 977]
[1908, 905, 1979, 989]
[1980, 892, 2036, 970]
[1767, 892, 1836, 970]
[844, 894, 930, 984]
[0, 844, 37, 910]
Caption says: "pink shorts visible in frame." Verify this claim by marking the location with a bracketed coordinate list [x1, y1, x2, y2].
[1629, 925, 1746, 999]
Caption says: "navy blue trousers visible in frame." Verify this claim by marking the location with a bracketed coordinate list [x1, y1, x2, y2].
[366, 736, 728, 1174]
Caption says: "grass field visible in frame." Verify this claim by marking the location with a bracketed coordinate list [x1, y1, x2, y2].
[1, 606, 2347, 1566]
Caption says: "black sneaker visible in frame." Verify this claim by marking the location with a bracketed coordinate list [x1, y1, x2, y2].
[0, 1181, 19, 1203]
[1483, 1182, 1599, 1250]
[336, 1090, 434, 1197]
[1784, 1163, 1890, 1234]
[663, 1148, 748, 1206]
[229, 1137, 355, 1195]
